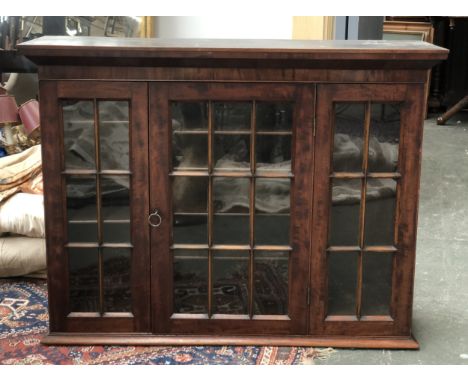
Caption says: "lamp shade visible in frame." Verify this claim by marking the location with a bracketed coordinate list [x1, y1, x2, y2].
[18, 99, 40, 136]
[0, 94, 20, 125]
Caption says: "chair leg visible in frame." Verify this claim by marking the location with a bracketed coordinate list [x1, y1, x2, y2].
[437, 95, 468, 125]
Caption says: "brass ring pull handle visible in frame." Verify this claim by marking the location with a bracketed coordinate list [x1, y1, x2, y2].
[148, 209, 162, 228]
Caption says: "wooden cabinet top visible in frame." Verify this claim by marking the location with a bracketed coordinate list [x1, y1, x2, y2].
[19, 36, 448, 70]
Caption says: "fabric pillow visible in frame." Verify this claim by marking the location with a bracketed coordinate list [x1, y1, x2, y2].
[0, 236, 46, 277]
[0, 193, 45, 237]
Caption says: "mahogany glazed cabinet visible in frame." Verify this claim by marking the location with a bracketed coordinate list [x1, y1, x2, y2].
[19, 37, 448, 348]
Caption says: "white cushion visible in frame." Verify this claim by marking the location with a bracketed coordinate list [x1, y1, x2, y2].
[0, 236, 46, 277]
[0, 193, 45, 237]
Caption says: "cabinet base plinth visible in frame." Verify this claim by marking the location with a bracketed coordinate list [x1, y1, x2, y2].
[41, 333, 419, 349]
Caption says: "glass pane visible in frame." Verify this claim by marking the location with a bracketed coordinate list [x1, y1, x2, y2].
[256, 102, 293, 132]
[173, 250, 208, 314]
[103, 222, 131, 243]
[173, 214, 207, 244]
[103, 247, 132, 312]
[68, 222, 98, 243]
[213, 251, 249, 315]
[255, 178, 290, 245]
[172, 133, 208, 170]
[214, 135, 250, 171]
[329, 179, 361, 247]
[173, 177, 208, 213]
[256, 135, 291, 172]
[333, 103, 365, 172]
[255, 215, 290, 246]
[101, 176, 130, 243]
[213, 177, 250, 213]
[362, 252, 393, 316]
[101, 176, 130, 220]
[214, 102, 251, 131]
[254, 251, 288, 315]
[213, 215, 250, 245]
[368, 103, 401, 173]
[62, 100, 95, 170]
[327, 251, 358, 315]
[364, 179, 397, 246]
[213, 177, 250, 245]
[171, 102, 208, 131]
[98, 101, 129, 171]
[69, 247, 99, 312]
[66, 175, 97, 243]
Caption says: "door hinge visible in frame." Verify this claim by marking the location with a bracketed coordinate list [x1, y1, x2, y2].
[307, 286, 311, 306]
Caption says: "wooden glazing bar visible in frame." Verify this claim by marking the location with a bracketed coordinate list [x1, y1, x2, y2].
[101, 243, 134, 248]
[102, 312, 134, 318]
[173, 167, 209, 172]
[213, 130, 251, 135]
[66, 242, 99, 248]
[211, 314, 250, 320]
[170, 313, 209, 320]
[249, 100, 256, 319]
[211, 170, 252, 177]
[253, 245, 292, 251]
[171, 244, 210, 250]
[251, 315, 290, 321]
[61, 170, 132, 176]
[67, 312, 101, 318]
[360, 315, 394, 322]
[213, 212, 250, 217]
[172, 130, 208, 135]
[207, 100, 213, 319]
[356, 101, 372, 320]
[254, 171, 294, 178]
[256, 131, 293, 136]
[327, 246, 361, 252]
[62, 169, 97, 175]
[169, 170, 209, 177]
[65, 119, 128, 124]
[93, 98, 104, 317]
[99, 120, 129, 124]
[355, 248, 363, 319]
[363, 245, 398, 253]
[99, 170, 132, 175]
[101, 219, 131, 224]
[211, 244, 252, 251]
[169, 170, 293, 178]
[325, 315, 359, 322]
[330, 172, 365, 179]
[367, 172, 401, 179]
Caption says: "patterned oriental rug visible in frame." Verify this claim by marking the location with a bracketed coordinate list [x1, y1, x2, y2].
[0, 278, 335, 365]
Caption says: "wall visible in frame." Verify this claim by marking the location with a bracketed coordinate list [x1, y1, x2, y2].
[335, 16, 384, 40]
[155, 16, 293, 39]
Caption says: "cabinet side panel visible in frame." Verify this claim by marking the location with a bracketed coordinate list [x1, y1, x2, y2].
[392, 83, 425, 335]
[39, 80, 68, 332]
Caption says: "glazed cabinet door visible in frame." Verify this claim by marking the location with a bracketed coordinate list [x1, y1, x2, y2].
[311, 83, 425, 337]
[40, 81, 150, 333]
[150, 83, 314, 335]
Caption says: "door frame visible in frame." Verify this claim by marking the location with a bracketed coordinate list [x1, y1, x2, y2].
[149, 82, 315, 335]
[40, 80, 150, 333]
[310, 83, 425, 336]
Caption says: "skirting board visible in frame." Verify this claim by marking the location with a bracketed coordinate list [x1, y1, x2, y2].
[41, 333, 420, 349]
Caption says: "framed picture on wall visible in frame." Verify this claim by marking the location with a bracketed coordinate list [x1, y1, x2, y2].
[383, 21, 435, 118]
